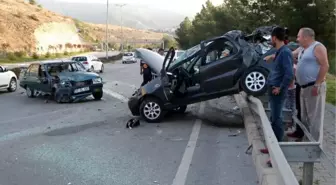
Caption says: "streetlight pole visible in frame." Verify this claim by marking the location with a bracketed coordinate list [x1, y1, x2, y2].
[115, 3, 126, 52]
[105, 0, 109, 59]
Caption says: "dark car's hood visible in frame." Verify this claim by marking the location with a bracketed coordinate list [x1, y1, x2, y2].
[58, 71, 100, 82]
[135, 48, 164, 74]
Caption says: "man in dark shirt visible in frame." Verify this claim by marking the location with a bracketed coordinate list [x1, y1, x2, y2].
[140, 48, 153, 86]
[266, 27, 294, 142]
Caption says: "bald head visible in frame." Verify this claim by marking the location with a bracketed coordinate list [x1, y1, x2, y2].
[300, 27, 315, 39]
[297, 27, 316, 48]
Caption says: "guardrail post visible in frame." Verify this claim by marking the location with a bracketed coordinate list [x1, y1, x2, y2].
[302, 162, 314, 185]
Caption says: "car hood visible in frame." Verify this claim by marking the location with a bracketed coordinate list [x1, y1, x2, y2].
[135, 48, 164, 74]
[57, 71, 100, 82]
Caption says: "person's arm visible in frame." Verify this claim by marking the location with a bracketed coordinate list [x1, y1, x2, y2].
[314, 44, 329, 85]
[264, 54, 275, 62]
[279, 51, 294, 91]
[292, 47, 301, 59]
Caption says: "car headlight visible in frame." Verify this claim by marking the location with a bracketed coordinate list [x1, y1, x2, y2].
[60, 80, 72, 87]
[92, 77, 102, 84]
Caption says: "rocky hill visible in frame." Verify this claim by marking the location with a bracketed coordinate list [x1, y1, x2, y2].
[0, 0, 164, 54]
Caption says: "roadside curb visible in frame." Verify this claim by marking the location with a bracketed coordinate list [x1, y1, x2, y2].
[234, 93, 280, 185]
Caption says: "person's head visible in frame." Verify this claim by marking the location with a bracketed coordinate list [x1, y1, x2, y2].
[271, 27, 286, 48]
[158, 48, 164, 56]
[297, 27, 315, 48]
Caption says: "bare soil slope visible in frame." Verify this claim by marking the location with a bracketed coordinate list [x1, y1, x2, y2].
[0, 0, 164, 52]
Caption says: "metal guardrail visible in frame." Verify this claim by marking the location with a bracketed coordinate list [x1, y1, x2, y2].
[243, 93, 335, 185]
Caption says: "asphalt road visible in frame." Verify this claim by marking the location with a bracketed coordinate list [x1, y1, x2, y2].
[0, 59, 257, 185]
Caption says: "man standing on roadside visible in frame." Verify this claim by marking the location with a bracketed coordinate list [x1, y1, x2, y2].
[140, 48, 153, 86]
[158, 48, 165, 56]
[261, 27, 294, 155]
[287, 28, 329, 142]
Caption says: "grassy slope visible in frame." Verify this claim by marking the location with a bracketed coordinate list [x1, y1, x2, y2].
[326, 74, 336, 105]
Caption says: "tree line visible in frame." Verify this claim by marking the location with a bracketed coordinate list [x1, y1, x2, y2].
[175, 0, 335, 50]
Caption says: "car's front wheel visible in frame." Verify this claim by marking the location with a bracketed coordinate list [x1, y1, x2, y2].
[241, 67, 268, 97]
[93, 90, 103, 100]
[140, 97, 166, 123]
[7, 78, 17, 92]
[26, 86, 35, 98]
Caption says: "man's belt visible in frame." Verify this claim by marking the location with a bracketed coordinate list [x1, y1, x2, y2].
[300, 82, 315, 89]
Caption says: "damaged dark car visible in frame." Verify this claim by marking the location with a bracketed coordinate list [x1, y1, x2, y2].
[20, 60, 104, 103]
[128, 27, 298, 122]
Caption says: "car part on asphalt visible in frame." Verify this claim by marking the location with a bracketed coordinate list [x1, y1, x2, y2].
[126, 118, 140, 129]
[20, 60, 104, 103]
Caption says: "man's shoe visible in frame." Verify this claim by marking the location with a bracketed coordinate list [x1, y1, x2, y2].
[260, 148, 269, 154]
[266, 158, 272, 167]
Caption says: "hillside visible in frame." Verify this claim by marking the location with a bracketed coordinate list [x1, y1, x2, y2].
[0, 0, 164, 53]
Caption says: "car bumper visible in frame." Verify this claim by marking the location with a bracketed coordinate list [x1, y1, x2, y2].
[128, 91, 141, 116]
[57, 83, 103, 102]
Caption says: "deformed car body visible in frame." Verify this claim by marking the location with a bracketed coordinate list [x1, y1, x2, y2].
[128, 27, 298, 122]
[19, 60, 104, 103]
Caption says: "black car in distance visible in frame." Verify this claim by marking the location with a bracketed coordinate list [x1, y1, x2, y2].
[19, 60, 104, 103]
[128, 28, 284, 123]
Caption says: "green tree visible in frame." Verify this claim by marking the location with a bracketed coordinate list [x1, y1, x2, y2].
[29, 0, 37, 5]
[163, 35, 177, 49]
[175, 17, 193, 49]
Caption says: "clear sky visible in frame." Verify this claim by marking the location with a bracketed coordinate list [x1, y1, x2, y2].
[54, 0, 223, 16]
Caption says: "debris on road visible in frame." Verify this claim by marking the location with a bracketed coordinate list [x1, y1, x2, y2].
[126, 118, 140, 129]
[228, 130, 241, 137]
[232, 106, 239, 111]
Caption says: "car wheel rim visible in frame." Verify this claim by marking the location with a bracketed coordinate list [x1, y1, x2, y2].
[245, 71, 266, 92]
[143, 102, 161, 120]
[26, 87, 31, 96]
[10, 80, 16, 90]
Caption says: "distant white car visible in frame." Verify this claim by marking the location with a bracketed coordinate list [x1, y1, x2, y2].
[122, 52, 137, 64]
[71, 55, 104, 73]
[0, 66, 17, 92]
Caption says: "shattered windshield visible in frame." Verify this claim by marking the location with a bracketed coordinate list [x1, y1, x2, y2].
[46, 62, 86, 76]
[169, 45, 201, 67]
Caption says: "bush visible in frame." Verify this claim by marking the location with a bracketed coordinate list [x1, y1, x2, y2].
[55, 53, 62, 57]
[32, 52, 39, 59]
[64, 51, 69, 55]
[14, 51, 26, 58]
[7, 52, 16, 60]
[45, 52, 51, 58]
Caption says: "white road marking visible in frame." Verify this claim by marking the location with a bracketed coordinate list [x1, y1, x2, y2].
[103, 88, 128, 102]
[171, 102, 205, 185]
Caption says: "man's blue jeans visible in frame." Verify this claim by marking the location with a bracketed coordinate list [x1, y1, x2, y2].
[268, 86, 287, 142]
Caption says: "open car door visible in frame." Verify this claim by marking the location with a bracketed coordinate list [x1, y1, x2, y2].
[160, 47, 176, 101]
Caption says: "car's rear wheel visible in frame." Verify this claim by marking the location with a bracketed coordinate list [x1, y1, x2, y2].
[241, 67, 268, 97]
[100, 64, 104, 73]
[26, 86, 35, 98]
[140, 97, 166, 123]
[7, 78, 17, 92]
[93, 90, 103, 100]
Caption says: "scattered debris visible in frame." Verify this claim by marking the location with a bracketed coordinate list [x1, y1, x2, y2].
[228, 130, 241, 137]
[126, 118, 140, 129]
[47, 126, 51, 129]
[44, 100, 49, 103]
[245, 144, 253, 154]
[232, 106, 239, 110]
[115, 83, 118, 86]
[98, 109, 102, 111]
[20, 92, 24, 94]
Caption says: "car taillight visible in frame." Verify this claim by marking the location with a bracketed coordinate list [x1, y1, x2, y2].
[83, 61, 88, 64]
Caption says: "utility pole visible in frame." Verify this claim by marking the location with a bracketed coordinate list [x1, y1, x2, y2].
[105, 0, 109, 59]
[115, 3, 126, 52]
